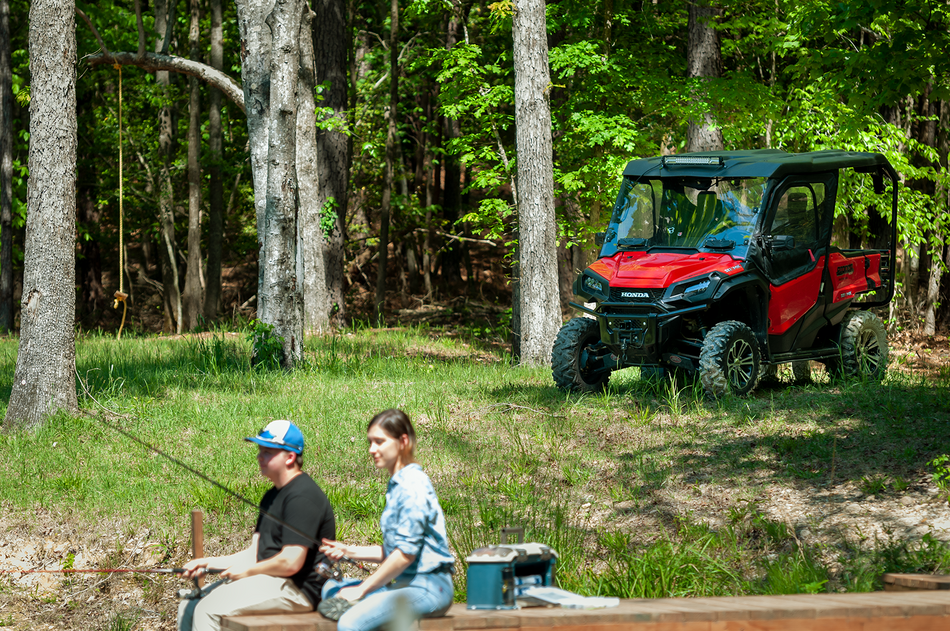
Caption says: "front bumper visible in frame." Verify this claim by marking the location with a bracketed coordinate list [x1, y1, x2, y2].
[570, 301, 707, 365]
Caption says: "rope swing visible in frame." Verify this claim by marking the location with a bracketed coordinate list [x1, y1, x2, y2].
[113, 64, 128, 338]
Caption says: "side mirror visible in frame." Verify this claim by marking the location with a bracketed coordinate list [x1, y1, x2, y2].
[769, 235, 795, 251]
[594, 232, 605, 246]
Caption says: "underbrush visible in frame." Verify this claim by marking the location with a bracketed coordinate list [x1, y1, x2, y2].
[0, 326, 947, 625]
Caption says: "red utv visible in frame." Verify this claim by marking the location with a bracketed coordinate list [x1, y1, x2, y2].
[552, 149, 897, 396]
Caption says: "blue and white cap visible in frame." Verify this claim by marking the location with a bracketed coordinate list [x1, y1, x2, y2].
[245, 420, 304, 454]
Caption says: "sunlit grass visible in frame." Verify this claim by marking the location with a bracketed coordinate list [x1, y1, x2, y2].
[0, 326, 947, 606]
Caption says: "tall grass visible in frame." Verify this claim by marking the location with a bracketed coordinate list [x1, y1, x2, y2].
[0, 326, 947, 609]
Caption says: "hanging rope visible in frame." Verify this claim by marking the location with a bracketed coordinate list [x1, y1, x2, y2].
[113, 64, 128, 338]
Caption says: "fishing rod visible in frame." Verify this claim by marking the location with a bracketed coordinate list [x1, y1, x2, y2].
[0, 568, 224, 576]
[75, 373, 327, 550]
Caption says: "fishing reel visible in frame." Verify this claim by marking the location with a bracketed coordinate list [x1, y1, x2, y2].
[176, 568, 225, 600]
[315, 556, 364, 583]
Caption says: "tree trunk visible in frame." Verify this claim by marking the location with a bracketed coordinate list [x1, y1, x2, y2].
[76, 160, 106, 323]
[440, 1, 465, 290]
[256, 0, 305, 367]
[421, 86, 434, 299]
[313, 0, 349, 327]
[155, 0, 181, 333]
[925, 99, 948, 335]
[237, 0, 272, 304]
[297, 3, 330, 334]
[204, 0, 224, 322]
[686, 0, 724, 152]
[512, 0, 560, 366]
[374, 0, 398, 323]
[0, 0, 12, 333]
[4, 0, 78, 429]
[182, 0, 204, 330]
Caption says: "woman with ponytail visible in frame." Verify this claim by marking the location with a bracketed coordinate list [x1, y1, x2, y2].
[318, 409, 454, 630]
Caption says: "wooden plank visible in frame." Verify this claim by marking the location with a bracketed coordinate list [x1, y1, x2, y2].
[883, 574, 950, 591]
[520, 623, 711, 631]
[222, 591, 950, 631]
[220, 613, 334, 631]
[441, 606, 523, 630]
[714, 615, 950, 631]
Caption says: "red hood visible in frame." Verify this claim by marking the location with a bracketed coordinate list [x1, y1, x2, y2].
[587, 251, 743, 288]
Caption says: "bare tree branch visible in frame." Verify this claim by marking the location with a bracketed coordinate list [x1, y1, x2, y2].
[75, 8, 109, 56]
[75, 6, 243, 111]
[412, 228, 499, 247]
[85, 51, 245, 113]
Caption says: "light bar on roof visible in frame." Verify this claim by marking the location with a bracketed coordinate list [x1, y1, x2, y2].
[661, 155, 724, 167]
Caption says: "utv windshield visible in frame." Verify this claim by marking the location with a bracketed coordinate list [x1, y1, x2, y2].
[601, 176, 769, 258]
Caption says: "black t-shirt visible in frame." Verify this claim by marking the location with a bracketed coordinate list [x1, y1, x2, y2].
[255, 472, 336, 607]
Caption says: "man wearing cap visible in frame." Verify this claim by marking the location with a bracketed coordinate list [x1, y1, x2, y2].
[178, 420, 336, 631]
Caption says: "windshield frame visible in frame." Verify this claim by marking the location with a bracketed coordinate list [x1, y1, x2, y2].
[600, 176, 771, 259]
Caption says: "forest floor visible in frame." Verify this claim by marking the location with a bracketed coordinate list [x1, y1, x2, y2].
[0, 326, 946, 630]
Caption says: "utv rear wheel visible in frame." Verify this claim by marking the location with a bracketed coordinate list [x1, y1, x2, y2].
[552, 317, 612, 392]
[699, 321, 761, 397]
[837, 311, 889, 380]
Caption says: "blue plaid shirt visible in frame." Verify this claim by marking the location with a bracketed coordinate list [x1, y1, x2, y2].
[381, 463, 455, 579]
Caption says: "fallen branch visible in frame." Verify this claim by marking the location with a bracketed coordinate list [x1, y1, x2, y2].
[478, 403, 566, 418]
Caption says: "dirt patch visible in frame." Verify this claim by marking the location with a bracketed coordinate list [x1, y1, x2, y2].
[890, 331, 950, 378]
[0, 510, 181, 630]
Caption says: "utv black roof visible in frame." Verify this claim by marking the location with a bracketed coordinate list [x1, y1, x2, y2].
[622, 149, 896, 180]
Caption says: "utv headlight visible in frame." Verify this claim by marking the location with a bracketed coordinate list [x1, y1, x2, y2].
[584, 276, 604, 294]
[683, 280, 711, 295]
[668, 274, 718, 300]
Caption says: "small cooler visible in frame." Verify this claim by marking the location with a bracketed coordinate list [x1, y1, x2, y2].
[465, 542, 558, 609]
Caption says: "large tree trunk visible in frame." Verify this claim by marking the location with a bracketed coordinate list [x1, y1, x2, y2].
[256, 0, 305, 367]
[182, 0, 204, 330]
[439, 0, 465, 290]
[512, 0, 560, 366]
[237, 0, 272, 308]
[4, 0, 78, 429]
[204, 0, 225, 322]
[155, 0, 182, 333]
[297, 3, 330, 334]
[686, 0, 724, 152]
[374, 0, 398, 322]
[0, 0, 13, 332]
[313, 0, 349, 327]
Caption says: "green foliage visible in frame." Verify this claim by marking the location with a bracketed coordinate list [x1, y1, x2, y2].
[319, 197, 340, 242]
[839, 534, 950, 592]
[247, 320, 284, 370]
[930, 454, 950, 499]
[860, 474, 887, 495]
[107, 609, 140, 631]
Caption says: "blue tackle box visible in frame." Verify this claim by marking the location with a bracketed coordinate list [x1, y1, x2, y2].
[465, 542, 558, 609]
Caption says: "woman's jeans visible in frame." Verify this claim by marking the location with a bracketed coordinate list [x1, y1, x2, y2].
[321, 571, 453, 631]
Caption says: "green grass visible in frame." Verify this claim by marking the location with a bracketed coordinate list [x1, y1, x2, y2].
[0, 325, 948, 616]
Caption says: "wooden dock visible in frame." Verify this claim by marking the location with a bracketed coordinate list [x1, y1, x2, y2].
[222, 589, 950, 631]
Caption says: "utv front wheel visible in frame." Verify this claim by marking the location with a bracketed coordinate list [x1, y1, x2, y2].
[837, 310, 889, 380]
[699, 321, 761, 396]
[552, 317, 612, 392]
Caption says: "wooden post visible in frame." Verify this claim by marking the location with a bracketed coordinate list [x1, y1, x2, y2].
[191, 509, 204, 587]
